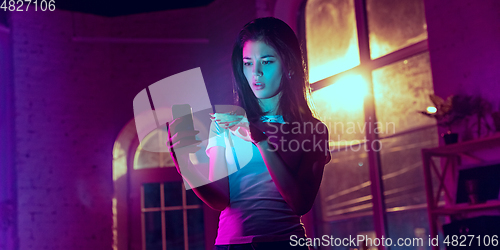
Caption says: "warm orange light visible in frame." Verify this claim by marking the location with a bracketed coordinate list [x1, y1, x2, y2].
[112, 142, 127, 181]
[312, 74, 368, 113]
[309, 39, 360, 83]
[369, 34, 391, 60]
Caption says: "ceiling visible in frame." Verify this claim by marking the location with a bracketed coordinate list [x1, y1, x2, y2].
[56, 0, 215, 17]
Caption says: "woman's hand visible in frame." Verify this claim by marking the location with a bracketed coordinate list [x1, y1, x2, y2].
[210, 112, 250, 141]
[210, 112, 245, 129]
[210, 112, 266, 144]
[166, 117, 202, 175]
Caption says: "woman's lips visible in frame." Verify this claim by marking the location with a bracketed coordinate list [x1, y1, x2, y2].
[253, 82, 265, 90]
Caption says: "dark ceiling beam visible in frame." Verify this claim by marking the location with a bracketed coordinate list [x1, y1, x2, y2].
[56, 0, 215, 17]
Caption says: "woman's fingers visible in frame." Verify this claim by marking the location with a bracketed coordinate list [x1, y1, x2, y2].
[210, 113, 245, 122]
[229, 126, 253, 142]
[172, 144, 202, 154]
[169, 139, 202, 151]
[209, 112, 249, 130]
[218, 120, 241, 127]
[166, 122, 200, 147]
[169, 130, 200, 144]
[216, 117, 246, 127]
[167, 117, 184, 131]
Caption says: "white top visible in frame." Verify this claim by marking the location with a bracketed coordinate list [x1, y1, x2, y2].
[205, 115, 306, 244]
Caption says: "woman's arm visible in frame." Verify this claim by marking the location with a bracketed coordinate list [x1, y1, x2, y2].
[167, 118, 230, 211]
[173, 147, 229, 211]
[188, 146, 229, 211]
[254, 123, 331, 215]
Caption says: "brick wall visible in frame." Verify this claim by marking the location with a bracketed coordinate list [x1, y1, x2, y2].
[11, 0, 255, 249]
[1, 19, 16, 250]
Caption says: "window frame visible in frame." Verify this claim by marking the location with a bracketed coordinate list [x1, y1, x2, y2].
[129, 168, 210, 250]
[298, 0, 430, 245]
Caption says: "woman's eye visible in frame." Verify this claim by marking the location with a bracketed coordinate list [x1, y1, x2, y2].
[243, 62, 252, 66]
[262, 61, 273, 65]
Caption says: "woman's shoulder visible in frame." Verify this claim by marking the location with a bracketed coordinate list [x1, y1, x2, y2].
[310, 117, 328, 132]
[291, 116, 329, 134]
[306, 116, 326, 126]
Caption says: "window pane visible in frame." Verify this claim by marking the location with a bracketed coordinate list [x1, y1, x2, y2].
[143, 183, 161, 208]
[311, 75, 367, 147]
[379, 127, 442, 250]
[327, 216, 375, 250]
[320, 149, 372, 221]
[319, 148, 374, 248]
[134, 130, 175, 169]
[367, 0, 428, 59]
[386, 210, 446, 250]
[165, 210, 185, 250]
[187, 209, 205, 250]
[163, 182, 183, 207]
[306, 0, 360, 83]
[144, 212, 162, 250]
[380, 127, 438, 210]
[372, 52, 435, 138]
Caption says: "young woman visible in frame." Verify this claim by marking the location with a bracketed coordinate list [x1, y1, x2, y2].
[167, 17, 331, 250]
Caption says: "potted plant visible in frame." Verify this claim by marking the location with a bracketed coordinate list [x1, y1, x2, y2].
[452, 95, 493, 140]
[491, 102, 500, 133]
[420, 94, 494, 144]
[419, 94, 461, 144]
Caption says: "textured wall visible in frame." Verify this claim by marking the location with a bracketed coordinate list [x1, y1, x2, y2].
[1, 23, 16, 250]
[11, 0, 255, 249]
[12, 10, 115, 250]
[424, 0, 500, 139]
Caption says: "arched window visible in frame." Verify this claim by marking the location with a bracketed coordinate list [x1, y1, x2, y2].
[113, 119, 218, 250]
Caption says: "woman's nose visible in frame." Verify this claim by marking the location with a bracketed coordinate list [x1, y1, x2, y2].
[252, 63, 262, 76]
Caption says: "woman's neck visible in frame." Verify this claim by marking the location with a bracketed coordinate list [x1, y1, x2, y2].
[258, 92, 281, 116]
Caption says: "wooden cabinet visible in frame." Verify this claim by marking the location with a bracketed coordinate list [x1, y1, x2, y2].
[421, 133, 500, 250]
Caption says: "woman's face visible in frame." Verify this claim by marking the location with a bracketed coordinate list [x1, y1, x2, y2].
[242, 40, 283, 100]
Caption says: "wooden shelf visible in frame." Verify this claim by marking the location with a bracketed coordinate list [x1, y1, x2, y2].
[421, 133, 500, 250]
[422, 132, 500, 156]
[432, 200, 500, 215]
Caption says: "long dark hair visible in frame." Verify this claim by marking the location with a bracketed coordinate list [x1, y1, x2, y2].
[231, 17, 316, 123]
